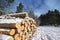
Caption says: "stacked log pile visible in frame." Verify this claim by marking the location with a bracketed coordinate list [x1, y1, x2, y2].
[14, 18, 36, 40]
[0, 13, 36, 40]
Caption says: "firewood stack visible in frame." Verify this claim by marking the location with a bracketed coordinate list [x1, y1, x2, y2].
[0, 13, 36, 40]
[14, 18, 36, 40]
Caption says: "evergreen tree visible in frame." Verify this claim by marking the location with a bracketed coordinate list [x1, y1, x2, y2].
[16, 3, 24, 13]
[38, 9, 60, 26]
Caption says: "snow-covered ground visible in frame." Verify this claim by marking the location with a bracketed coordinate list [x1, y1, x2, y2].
[31, 26, 60, 40]
[0, 26, 60, 40]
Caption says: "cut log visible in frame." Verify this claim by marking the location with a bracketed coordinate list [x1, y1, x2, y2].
[9, 29, 15, 36]
[19, 32, 23, 37]
[15, 22, 21, 29]
[0, 29, 15, 36]
[14, 34, 20, 40]
[0, 23, 16, 29]
[21, 25, 25, 31]
[0, 31, 9, 35]
[8, 13, 28, 18]
[22, 35, 25, 40]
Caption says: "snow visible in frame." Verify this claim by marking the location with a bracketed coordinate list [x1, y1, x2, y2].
[0, 18, 23, 23]
[2, 35, 13, 40]
[0, 26, 60, 40]
[30, 26, 60, 40]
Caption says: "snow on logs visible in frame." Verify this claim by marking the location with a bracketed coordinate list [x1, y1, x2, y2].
[0, 13, 36, 40]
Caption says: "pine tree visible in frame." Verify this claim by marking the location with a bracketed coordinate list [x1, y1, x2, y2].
[16, 3, 24, 13]
[38, 9, 60, 26]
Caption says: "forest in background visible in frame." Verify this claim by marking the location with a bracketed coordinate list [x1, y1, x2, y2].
[38, 9, 60, 26]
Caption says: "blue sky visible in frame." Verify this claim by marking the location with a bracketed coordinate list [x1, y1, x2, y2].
[6, 0, 60, 16]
